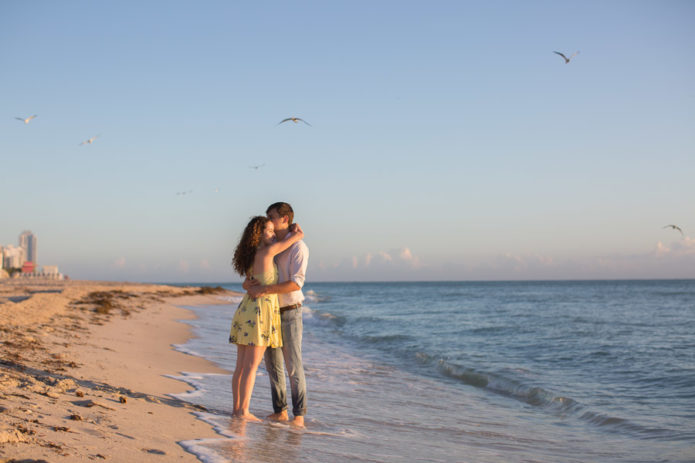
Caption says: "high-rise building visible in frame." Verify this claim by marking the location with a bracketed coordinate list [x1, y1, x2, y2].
[19, 230, 37, 265]
[2, 245, 25, 269]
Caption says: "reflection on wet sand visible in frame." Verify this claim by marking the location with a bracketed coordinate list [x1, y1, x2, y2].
[224, 418, 248, 462]
[215, 418, 303, 463]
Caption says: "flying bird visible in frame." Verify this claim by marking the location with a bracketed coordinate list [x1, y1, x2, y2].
[278, 117, 311, 126]
[15, 115, 38, 124]
[553, 51, 580, 64]
[176, 190, 193, 196]
[249, 164, 265, 170]
[79, 135, 99, 146]
[663, 224, 684, 237]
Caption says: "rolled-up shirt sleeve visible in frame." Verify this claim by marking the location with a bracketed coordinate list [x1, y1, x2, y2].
[288, 241, 309, 288]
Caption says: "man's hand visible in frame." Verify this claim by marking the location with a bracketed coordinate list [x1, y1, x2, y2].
[242, 277, 260, 292]
[247, 284, 265, 298]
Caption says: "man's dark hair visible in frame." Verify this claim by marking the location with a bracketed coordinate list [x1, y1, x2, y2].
[266, 202, 294, 225]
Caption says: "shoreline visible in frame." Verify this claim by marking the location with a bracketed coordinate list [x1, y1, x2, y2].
[0, 280, 238, 462]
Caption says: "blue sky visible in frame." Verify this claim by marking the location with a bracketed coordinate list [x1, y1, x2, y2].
[1, 1, 693, 282]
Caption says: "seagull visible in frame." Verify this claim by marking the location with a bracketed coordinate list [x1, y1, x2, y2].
[15, 115, 38, 124]
[278, 117, 311, 126]
[663, 224, 684, 237]
[553, 51, 580, 64]
[79, 135, 99, 146]
[176, 190, 193, 196]
[249, 164, 265, 170]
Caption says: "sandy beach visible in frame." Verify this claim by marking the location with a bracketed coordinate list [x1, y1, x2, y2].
[0, 279, 238, 462]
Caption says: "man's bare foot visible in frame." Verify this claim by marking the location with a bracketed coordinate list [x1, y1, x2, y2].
[291, 416, 305, 427]
[266, 411, 289, 422]
[238, 412, 262, 422]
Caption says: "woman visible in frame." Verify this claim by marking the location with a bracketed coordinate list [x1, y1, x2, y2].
[230, 216, 304, 421]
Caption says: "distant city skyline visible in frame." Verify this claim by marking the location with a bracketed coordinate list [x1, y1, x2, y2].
[1, 230, 36, 271]
[1, 1, 693, 282]
[1, 230, 64, 280]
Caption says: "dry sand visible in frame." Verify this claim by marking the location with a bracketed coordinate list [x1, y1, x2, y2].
[0, 280, 238, 462]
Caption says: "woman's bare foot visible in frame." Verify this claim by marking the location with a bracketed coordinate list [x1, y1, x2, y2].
[291, 416, 305, 427]
[266, 410, 289, 422]
[238, 412, 262, 422]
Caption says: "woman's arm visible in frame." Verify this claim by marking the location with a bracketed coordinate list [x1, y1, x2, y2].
[266, 224, 304, 257]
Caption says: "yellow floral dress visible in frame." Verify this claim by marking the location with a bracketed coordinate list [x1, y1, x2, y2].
[229, 266, 282, 348]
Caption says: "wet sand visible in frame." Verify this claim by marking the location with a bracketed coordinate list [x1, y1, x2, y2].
[0, 280, 237, 462]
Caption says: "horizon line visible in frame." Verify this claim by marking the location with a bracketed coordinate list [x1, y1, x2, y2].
[147, 277, 695, 286]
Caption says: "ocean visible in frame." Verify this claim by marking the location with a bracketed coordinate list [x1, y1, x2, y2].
[168, 280, 695, 463]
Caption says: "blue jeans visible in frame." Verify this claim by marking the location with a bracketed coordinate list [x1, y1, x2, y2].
[264, 308, 306, 417]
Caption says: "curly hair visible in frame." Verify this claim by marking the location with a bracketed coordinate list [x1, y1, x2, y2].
[232, 216, 270, 276]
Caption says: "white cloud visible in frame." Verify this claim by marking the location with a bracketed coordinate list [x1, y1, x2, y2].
[310, 238, 695, 282]
[655, 241, 670, 257]
[365, 253, 373, 267]
[642, 236, 695, 259]
[588, 236, 695, 279]
[333, 247, 423, 277]
[658, 236, 695, 256]
[399, 247, 422, 267]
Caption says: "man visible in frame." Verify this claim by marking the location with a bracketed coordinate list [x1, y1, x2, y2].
[245, 202, 309, 427]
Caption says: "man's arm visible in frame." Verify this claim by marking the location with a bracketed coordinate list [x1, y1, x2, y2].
[248, 280, 300, 298]
[247, 242, 309, 299]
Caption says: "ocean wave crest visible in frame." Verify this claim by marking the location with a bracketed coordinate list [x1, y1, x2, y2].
[305, 289, 330, 303]
[436, 357, 581, 411]
[216, 295, 243, 304]
[416, 353, 679, 439]
[303, 307, 346, 327]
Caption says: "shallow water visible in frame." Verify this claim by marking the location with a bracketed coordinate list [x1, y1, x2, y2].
[170, 280, 695, 462]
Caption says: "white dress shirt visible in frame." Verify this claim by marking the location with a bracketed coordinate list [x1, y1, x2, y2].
[275, 238, 309, 307]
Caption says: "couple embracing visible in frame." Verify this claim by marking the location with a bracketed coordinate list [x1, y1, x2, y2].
[229, 202, 309, 426]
